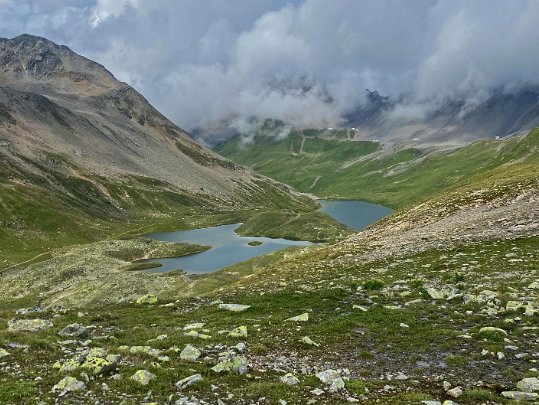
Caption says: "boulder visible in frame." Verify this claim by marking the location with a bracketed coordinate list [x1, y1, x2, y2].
[285, 313, 309, 322]
[501, 391, 539, 401]
[176, 374, 203, 389]
[228, 326, 248, 338]
[51, 376, 86, 393]
[316, 369, 345, 392]
[58, 323, 87, 338]
[517, 377, 539, 393]
[300, 336, 320, 347]
[131, 369, 155, 385]
[281, 373, 300, 385]
[212, 355, 249, 374]
[180, 344, 201, 362]
[8, 319, 53, 332]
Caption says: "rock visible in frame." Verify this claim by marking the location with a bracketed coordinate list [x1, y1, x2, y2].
[442, 402, 460, 405]
[446, 387, 463, 398]
[300, 336, 320, 347]
[128, 346, 161, 357]
[131, 370, 155, 385]
[8, 319, 53, 332]
[228, 326, 248, 338]
[211, 355, 249, 374]
[180, 344, 201, 362]
[59, 357, 83, 372]
[81, 354, 119, 374]
[316, 369, 345, 392]
[176, 373, 203, 389]
[400, 323, 410, 329]
[501, 391, 539, 401]
[311, 388, 325, 396]
[524, 303, 537, 316]
[184, 330, 211, 339]
[506, 301, 524, 311]
[528, 282, 539, 289]
[286, 313, 309, 322]
[0, 348, 9, 358]
[136, 294, 158, 304]
[426, 288, 447, 300]
[183, 323, 205, 330]
[58, 323, 87, 338]
[51, 376, 87, 393]
[443, 381, 451, 391]
[517, 377, 539, 393]
[280, 373, 300, 385]
[420, 402, 441, 405]
[218, 304, 251, 312]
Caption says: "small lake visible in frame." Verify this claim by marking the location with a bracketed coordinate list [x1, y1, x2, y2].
[145, 200, 391, 274]
[319, 200, 392, 231]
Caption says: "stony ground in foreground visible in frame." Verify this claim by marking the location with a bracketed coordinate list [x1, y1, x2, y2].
[0, 233, 538, 404]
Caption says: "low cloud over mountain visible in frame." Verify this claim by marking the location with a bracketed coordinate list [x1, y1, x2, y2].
[2, 0, 539, 135]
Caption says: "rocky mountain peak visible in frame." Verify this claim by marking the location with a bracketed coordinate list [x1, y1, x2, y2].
[0, 34, 117, 93]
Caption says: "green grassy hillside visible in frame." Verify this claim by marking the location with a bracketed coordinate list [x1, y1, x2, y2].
[216, 126, 539, 209]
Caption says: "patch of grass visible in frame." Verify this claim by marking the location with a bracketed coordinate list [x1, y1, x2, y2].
[363, 279, 384, 291]
[121, 261, 163, 271]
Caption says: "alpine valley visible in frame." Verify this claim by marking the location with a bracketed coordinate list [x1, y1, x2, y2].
[0, 34, 538, 405]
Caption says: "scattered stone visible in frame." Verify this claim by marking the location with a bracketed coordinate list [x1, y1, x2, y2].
[300, 336, 320, 347]
[280, 373, 300, 385]
[184, 330, 211, 340]
[8, 319, 53, 332]
[218, 304, 251, 312]
[0, 348, 9, 358]
[131, 370, 155, 385]
[58, 323, 87, 338]
[176, 374, 203, 389]
[136, 294, 158, 304]
[286, 313, 309, 322]
[51, 376, 87, 393]
[443, 381, 451, 391]
[180, 344, 201, 362]
[400, 323, 410, 329]
[311, 388, 325, 396]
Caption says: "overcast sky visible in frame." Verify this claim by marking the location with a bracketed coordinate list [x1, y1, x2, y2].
[1, 0, 539, 131]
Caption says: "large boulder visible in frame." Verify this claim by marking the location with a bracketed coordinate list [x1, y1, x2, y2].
[58, 323, 87, 338]
[8, 319, 53, 332]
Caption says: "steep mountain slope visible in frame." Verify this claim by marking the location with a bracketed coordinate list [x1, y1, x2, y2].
[216, 123, 539, 208]
[0, 35, 342, 267]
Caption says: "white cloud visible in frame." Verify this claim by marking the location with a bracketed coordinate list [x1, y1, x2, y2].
[1, 0, 539, 132]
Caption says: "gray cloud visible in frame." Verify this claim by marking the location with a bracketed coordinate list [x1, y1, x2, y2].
[1, 0, 539, 132]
